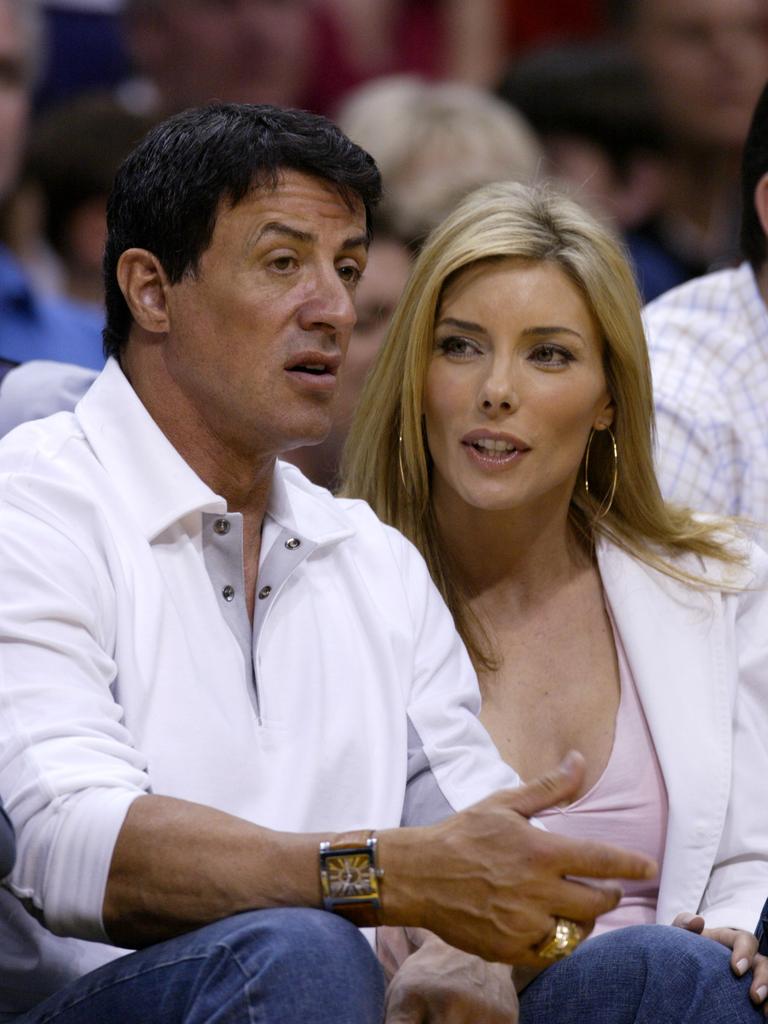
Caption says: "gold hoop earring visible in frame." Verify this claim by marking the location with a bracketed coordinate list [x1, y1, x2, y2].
[398, 431, 408, 492]
[584, 426, 618, 520]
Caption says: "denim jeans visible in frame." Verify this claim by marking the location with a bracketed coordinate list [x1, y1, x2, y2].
[520, 924, 762, 1022]
[13, 908, 386, 1024]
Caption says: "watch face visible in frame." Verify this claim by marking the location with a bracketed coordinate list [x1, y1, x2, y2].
[325, 854, 373, 898]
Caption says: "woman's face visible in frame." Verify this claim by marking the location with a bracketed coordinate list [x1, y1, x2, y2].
[423, 258, 614, 520]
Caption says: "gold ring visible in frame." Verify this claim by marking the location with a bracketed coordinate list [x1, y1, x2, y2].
[534, 918, 585, 961]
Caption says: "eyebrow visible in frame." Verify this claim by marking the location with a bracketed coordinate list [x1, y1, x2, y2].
[522, 325, 585, 341]
[436, 317, 488, 334]
[255, 221, 369, 250]
[436, 317, 584, 341]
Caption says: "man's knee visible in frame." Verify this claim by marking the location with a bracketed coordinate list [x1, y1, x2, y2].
[204, 908, 386, 1021]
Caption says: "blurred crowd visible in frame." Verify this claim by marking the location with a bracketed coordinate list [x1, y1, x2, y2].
[1, 0, 767, 484]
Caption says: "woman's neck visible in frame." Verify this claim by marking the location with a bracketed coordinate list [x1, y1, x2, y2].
[434, 493, 593, 618]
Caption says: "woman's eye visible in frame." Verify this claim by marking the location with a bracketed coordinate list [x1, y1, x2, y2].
[530, 344, 573, 366]
[437, 336, 479, 358]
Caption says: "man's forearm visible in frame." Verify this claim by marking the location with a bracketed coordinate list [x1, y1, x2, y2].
[104, 794, 328, 947]
[105, 757, 656, 964]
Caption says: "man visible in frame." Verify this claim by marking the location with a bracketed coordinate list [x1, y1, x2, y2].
[645, 80, 768, 537]
[0, 0, 104, 373]
[608, 0, 768, 285]
[0, 104, 657, 1022]
[120, 0, 316, 114]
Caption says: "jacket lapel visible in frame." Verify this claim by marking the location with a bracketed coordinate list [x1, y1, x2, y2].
[597, 541, 732, 921]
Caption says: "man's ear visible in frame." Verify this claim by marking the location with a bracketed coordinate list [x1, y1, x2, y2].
[754, 171, 768, 240]
[116, 248, 171, 335]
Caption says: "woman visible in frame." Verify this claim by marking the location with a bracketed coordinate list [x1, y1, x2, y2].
[342, 181, 768, 1018]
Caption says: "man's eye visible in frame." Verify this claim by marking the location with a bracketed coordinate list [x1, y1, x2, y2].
[269, 256, 297, 272]
[338, 265, 362, 286]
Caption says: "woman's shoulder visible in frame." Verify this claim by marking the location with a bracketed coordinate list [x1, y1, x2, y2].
[596, 520, 768, 595]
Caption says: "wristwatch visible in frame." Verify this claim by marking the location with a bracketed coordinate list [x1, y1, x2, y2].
[319, 833, 382, 926]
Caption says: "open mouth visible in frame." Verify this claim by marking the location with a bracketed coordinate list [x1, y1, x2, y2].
[289, 363, 331, 376]
[470, 439, 519, 454]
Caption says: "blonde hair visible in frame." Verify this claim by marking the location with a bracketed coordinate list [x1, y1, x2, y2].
[341, 180, 741, 666]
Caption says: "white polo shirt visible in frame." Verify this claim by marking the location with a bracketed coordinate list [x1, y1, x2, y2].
[0, 358, 517, 1018]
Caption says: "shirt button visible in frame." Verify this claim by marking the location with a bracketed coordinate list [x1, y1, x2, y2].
[258, 585, 272, 600]
[214, 518, 230, 535]
[222, 585, 235, 601]
[285, 537, 301, 550]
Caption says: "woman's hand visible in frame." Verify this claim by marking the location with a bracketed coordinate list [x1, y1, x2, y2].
[673, 912, 768, 1014]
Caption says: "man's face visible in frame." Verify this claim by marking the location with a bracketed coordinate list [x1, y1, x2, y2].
[159, 170, 368, 460]
[632, 0, 768, 151]
[0, 0, 30, 203]
[137, 0, 313, 111]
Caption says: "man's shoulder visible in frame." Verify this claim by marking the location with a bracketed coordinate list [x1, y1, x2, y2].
[644, 264, 759, 348]
[276, 462, 424, 583]
[645, 264, 766, 411]
[277, 461, 410, 548]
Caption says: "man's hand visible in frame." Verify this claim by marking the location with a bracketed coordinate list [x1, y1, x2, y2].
[674, 912, 768, 1015]
[384, 930, 518, 1023]
[379, 752, 657, 966]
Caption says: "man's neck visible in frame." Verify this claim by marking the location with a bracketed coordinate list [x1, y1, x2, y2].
[120, 342, 276, 526]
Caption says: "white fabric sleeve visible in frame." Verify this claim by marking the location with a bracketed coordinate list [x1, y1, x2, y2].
[0, 496, 149, 941]
[385, 529, 522, 820]
[699, 542, 768, 931]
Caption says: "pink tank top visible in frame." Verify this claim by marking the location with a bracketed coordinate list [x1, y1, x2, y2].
[537, 606, 668, 936]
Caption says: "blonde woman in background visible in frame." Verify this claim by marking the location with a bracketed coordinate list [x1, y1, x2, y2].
[343, 181, 768, 1021]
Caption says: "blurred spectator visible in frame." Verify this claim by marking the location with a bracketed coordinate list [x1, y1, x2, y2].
[314, 0, 508, 111]
[24, 93, 156, 306]
[607, 0, 768, 282]
[35, 1, 130, 111]
[0, 0, 103, 374]
[506, 0, 605, 51]
[120, 0, 317, 115]
[644, 79, 768, 539]
[497, 43, 675, 301]
[337, 75, 542, 250]
[286, 216, 411, 489]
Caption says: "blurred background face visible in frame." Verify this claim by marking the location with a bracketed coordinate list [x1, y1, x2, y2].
[0, 0, 29, 204]
[131, 0, 313, 111]
[632, 0, 768, 151]
[335, 236, 411, 431]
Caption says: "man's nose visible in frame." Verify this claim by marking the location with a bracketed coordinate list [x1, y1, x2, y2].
[297, 267, 357, 335]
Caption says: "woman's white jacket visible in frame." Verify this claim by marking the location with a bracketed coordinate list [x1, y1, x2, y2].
[596, 536, 768, 932]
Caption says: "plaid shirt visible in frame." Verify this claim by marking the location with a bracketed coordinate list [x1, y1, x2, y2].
[644, 262, 768, 542]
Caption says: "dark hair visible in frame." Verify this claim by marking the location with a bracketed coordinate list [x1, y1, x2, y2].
[740, 81, 768, 270]
[102, 103, 382, 357]
[26, 94, 156, 263]
[496, 43, 665, 182]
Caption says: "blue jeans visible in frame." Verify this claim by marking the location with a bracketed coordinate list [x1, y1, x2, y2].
[519, 924, 762, 1022]
[13, 909, 386, 1023]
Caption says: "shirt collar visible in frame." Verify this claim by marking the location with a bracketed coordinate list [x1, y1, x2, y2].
[76, 357, 354, 546]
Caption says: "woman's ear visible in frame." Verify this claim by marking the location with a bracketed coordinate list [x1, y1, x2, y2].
[116, 248, 171, 335]
[593, 396, 616, 431]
